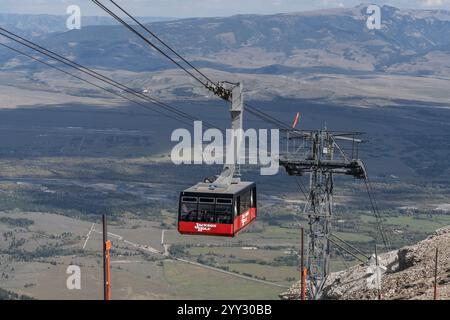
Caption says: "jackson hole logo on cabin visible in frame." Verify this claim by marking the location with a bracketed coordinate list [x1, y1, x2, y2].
[194, 223, 216, 232]
[241, 211, 250, 225]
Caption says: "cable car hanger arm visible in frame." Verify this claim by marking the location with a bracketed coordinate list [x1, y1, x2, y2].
[210, 83, 244, 187]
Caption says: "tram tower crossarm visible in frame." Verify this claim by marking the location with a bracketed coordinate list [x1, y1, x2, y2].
[279, 159, 367, 179]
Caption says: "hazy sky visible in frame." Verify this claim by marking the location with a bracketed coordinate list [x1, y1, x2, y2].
[1, 0, 449, 17]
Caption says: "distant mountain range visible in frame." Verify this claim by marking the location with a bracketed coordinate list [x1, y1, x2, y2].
[2, 5, 447, 75]
[0, 13, 174, 37]
[1, 5, 449, 105]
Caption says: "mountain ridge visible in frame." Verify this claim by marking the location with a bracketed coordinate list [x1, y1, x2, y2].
[0, 13, 174, 37]
[26, 5, 450, 74]
[1, 5, 449, 106]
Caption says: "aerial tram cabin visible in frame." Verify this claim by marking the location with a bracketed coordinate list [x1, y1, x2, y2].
[177, 83, 258, 237]
[178, 181, 257, 237]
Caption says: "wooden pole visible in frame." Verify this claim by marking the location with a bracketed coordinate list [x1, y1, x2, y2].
[434, 248, 439, 300]
[300, 227, 305, 300]
[103, 214, 111, 301]
[375, 244, 382, 300]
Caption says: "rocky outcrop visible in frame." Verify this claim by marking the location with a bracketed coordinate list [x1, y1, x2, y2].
[281, 226, 450, 300]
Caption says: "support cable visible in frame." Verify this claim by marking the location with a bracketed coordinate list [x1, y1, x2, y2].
[294, 177, 309, 201]
[0, 27, 222, 131]
[0, 42, 194, 128]
[326, 237, 367, 264]
[104, 0, 216, 86]
[363, 176, 391, 250]
[91, 0, 210, 89]
[329, 232, 370, 260]
[91, 0, 299, 131]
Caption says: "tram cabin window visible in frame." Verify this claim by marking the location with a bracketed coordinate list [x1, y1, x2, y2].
[198, 198, 215, 223]
[216, 198, 233, 224]
[180, 197, 198, 222]
[240, 190, 251, 215]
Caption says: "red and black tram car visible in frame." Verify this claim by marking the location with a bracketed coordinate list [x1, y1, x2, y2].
[178, 181, 257, 237]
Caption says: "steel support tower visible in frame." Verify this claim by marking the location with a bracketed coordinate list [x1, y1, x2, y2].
[280, 129, 367, 300]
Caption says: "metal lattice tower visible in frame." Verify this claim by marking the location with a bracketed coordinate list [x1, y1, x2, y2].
[280, 129, 367, 300]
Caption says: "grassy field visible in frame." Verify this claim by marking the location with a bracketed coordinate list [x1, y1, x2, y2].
[187, 246, 289, 263]
[333, 231, 374, 243]
[163, 260, 284, 300]
[360, 214, 450, 234]
[222, 263, 298, 284]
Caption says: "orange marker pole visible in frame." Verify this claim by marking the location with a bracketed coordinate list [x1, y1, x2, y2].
[292, 112, 300, 129]
[103, 214, 111, 301]
[302, 268, 307, 300]
[105, 240, 111, 301]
